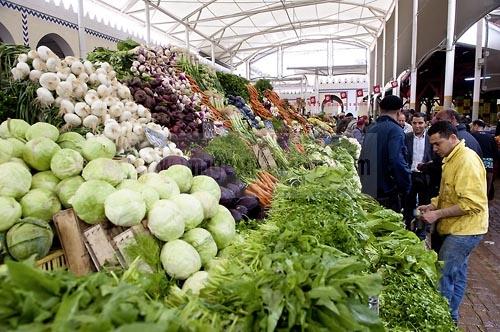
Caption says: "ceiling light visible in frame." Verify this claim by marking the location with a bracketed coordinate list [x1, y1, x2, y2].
[464, 76, 491, 81]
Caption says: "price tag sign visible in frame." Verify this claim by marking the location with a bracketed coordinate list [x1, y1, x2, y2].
[202, 119, 215, 139]
[144, 127, 168, 148]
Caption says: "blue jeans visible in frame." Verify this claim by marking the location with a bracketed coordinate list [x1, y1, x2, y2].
[438, 234, 483, 322]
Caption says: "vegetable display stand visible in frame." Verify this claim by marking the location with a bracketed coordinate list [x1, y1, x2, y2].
[36, 249, 67, 271]
[251, 144, 277, 170]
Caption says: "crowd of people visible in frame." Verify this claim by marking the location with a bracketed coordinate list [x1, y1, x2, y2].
[357, 95, 496, 325]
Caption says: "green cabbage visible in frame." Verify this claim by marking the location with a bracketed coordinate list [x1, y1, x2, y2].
[70, 180, 116, 224]
[191, 191, 219, 219]
[20, 188, 61, 221]
[0, 139, 13, 164]
[190, 175, 221, 201]
[81, 136, 116, 161]
[160, 239, 201, 280]
[57, 132, 85, 152]
[116, 179, 159, 211]
[31, 171, 60, 193]
[182, 271, 209, 295]
[50, 148, 84, 179]
[6, 217, 53, 260]
[56, 176, 84, 208]
[159, 165, 193, 193]
[7, 138, 25, 158]
[0, 119, 30, 140]
[138, 173, 179, 199]
[0, 196, 22, 231]
[25, 122, 59, 141]
[0, 162, 32, 198]
[9, 157, 29, 170]
[23, 137, 61, 171]
[82, 158, 124, 186]
[104, 189, 146, 227]
[120, 162, 138, 180]
[205, 205, 236, 249]
[147, 200, 185, 241]
[182, 228, 217, 266]
[171, 194, 204, 230]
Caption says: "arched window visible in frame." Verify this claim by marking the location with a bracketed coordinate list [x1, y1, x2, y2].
[36, 33, 73, 58]
[0, 22, 15, 44]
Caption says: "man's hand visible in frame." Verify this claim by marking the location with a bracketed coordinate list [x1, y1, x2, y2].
[417, 204, 436, 214]
[420, 210, 440, 224]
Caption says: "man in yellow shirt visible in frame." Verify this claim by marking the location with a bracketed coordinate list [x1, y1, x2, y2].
[418, 121, 488, 324]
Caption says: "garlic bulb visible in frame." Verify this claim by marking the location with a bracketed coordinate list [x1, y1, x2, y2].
[54, 97, 62, 107]
[71, 61, 85, 76]
[29, 70, 42, 82]
[27, 50, 38, 59]
[74, 102, 90, 118]
[60, 99, 75, 114]
[64, 113, 82, 127]
[84, 90, 99, 105]
[119, 111, 132, 122]
[91, 100, 107, 117]
[72, 82, 88, 99]
[57, 67, 71, 80]
[117, 85, 131, 99]
[82, 114, 99, 130]
[39, 72, 60, 91]
[97, 73, 109, 86]
[136, 165, 147, 174]
[10, 68, 24, 80]
[109, 102, 124, 118]
[89, 73, 99, 84]
[83, 60, 94, 74]
[147, 161, 158, 173]
[46, 56, 61, 72]
[104, 121, 121, 140]
[16, 62, 30, 76]
[56, 81, 73, 98]
[36, 87, 55, 107]
[97, 84, 111, 98]
[37, 45, 52, 61]
[78, 72, 89, 83]
[133, 158, 145, 168]
[32, 58, 47, 71]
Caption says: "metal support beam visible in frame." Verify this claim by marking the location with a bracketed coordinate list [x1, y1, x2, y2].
[211, 42, 215, 65]
[393, 0, 399, 97]
[409, 0, 418, 109]
[144, 0, 150, 45]
[245, 61, 250, 80]
[443, 0, 456, 109]
[381, 25, 386, 97]
[277, 46, 283, 78]
[77, 0, 86, 58]
[314, 70, 320, 114]
[472, 19, 484, 121]
[185, 23, 190, 51]
[367, 48, 372, 115]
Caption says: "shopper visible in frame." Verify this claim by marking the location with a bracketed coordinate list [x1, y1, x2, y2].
[352, 118, 366, 144]
[470, 119, 497, 199]
[495, 111, 500, 136]
[432, 109, 482, 157]
[418, 121, 488, 325]
[403, 112, 433, 236]
[398, 112, 413, 134]
[359, 95, 411, 212]
[337, 112, 353, 134]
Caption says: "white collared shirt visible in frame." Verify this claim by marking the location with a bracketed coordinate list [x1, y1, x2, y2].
[411, 132, 426, 171]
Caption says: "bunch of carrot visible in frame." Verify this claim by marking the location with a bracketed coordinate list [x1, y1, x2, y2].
[247, 85, 273, 119]
[264, 90, 310, 132]
[244, 171, 279, 208]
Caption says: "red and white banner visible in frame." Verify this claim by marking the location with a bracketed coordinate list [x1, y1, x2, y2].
[391, 80, 398, 88]
[340, 91, 347, 99]
[309, 96, 316, 105]
[373, 85, 381, 94]
[356, 89, 364, 97]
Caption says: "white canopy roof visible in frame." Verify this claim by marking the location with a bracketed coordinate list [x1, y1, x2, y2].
[90, 0, 394, 67]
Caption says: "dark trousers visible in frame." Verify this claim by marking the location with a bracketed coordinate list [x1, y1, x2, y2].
[404, 172, 431, 234]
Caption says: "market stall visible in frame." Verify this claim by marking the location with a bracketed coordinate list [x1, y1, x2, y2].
[0, 42, 457, 331]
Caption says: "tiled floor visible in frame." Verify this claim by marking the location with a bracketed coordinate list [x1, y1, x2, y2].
[458, 184, 500, 332]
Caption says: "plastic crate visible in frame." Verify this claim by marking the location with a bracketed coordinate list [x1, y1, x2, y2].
[36, 249, 67, 271]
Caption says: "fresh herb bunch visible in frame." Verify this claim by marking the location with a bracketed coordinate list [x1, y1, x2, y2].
[216, 72, 249, 102]
[86, 40, 138, 81]
[205, 131, 258, 179]
[254, 79, 273, 101]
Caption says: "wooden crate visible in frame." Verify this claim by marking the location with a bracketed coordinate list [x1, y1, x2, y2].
[36, 249, 67, 271]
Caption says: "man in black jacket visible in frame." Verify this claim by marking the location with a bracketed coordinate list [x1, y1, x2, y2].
[403, 112, 433, 235]
[471, 119, 497, 199]
[359, 95, 411, 212]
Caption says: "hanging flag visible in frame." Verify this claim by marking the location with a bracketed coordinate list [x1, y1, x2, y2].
[309, 96, 316, 105]
[340, 91, 347, 99]
[356, 89, 364, 97]
[391, 80, 398, 88]
[373, 85, 381, 94]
